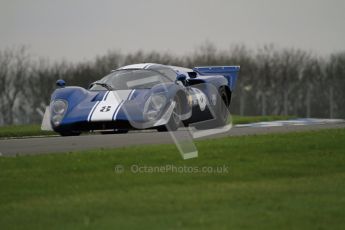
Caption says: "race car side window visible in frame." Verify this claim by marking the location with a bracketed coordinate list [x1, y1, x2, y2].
[89, 69, 172, 90]
[148, 65, 177, 81]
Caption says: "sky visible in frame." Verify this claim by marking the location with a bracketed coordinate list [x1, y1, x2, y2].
[0, 0, 344, 62]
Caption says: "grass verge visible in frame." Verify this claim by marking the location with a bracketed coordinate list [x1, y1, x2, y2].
[0, 128, 344, 229]
[232, 115, 296, 124]
[0, 124, 54, 138]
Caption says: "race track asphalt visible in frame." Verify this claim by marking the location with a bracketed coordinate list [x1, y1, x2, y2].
[0, 119, 344, 156]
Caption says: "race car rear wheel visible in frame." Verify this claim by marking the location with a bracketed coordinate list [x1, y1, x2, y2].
[195, 86, 230, 129]
[157, 96, 182, 132]
[217, 86, 231, 125]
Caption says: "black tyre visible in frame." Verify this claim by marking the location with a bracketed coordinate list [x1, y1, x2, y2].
[215, 86, 231, 126]
[58, 131, 81, 136]
[195, 87, 230, 129]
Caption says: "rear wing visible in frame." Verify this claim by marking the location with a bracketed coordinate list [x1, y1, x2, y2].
[193, 66, 240, 91]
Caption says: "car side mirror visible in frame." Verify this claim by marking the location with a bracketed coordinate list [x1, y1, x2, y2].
[176, 74, 187, 85]
[56, 79, 66, 88]
[88, 82, 96, 89]
[187, 72, 197, 78]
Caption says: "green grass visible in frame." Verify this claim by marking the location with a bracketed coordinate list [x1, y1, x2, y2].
[1, 128, 345, 229]
[0, 115, 295, 138]
[0, 124, 54, 138]
[232, 115, 296, 124]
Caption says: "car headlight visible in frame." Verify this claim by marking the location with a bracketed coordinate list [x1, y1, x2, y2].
[144, 93, 167, 121]
[51, 100, 68, 126]
[151, 94, 167, 110]
[52, 100, 67, 114]
[145, 110, 159, 121]
[52, 114, 64, 126]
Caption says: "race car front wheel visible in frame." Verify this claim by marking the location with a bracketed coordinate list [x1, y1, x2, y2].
[101, 129, 129, 134]
[58, 131, 81, 137]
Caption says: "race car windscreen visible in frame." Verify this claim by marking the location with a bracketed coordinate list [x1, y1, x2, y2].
[89, 69, 172, 90]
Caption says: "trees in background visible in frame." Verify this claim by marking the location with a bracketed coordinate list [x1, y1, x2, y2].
[0, 44, 344, 126]
[325, 53, 345, 118]
[0, 47, 30, 124]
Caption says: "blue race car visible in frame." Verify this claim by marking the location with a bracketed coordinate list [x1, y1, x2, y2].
[43, 63, 240, 136]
